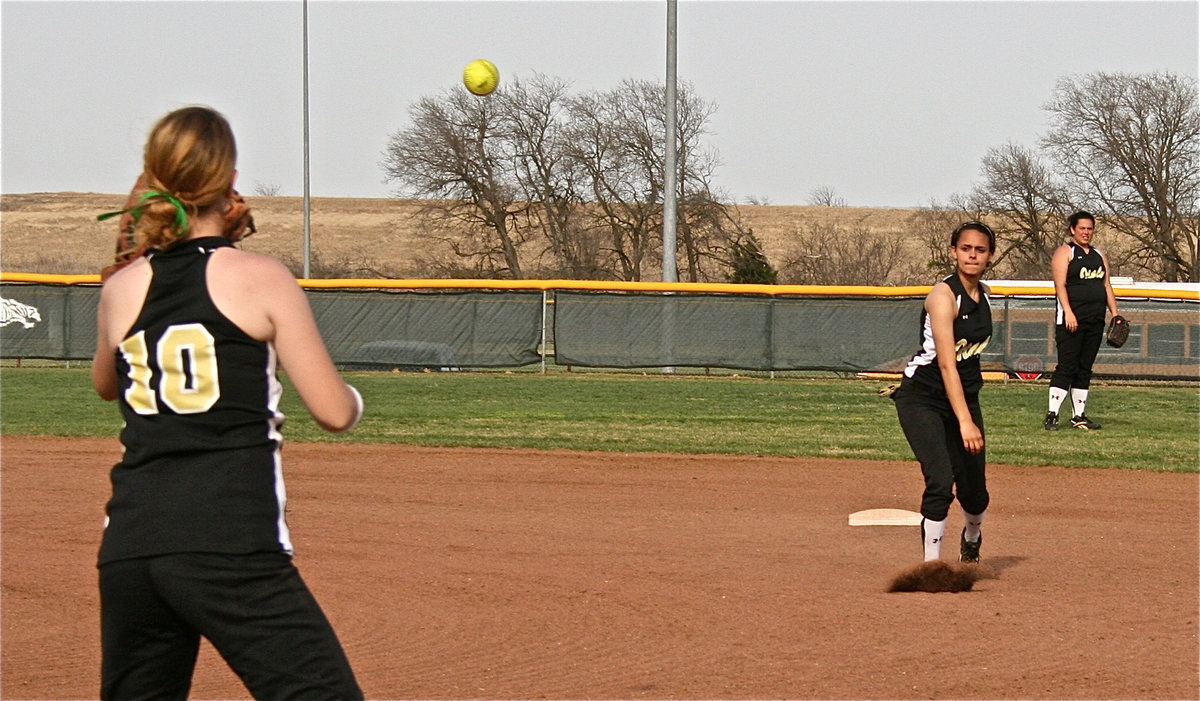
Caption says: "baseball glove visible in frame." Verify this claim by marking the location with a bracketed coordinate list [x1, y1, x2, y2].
[99, 174, 256, 280]
[1106, 315, 1130, 348]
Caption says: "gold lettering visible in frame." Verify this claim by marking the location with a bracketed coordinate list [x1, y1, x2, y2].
[157, 324, 220, 414]
[117, 324, 220, 416]
[118, 331, 158, 415]
[955, 336, 992, 361]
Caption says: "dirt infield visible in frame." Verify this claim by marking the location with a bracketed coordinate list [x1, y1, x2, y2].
[3, 436, 1197, 699]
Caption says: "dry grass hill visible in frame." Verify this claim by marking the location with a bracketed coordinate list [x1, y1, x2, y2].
[2, 192, 924, 279]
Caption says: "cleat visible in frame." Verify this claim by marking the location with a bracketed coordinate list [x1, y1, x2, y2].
[1071, 414, 1102, 430]
[1043, 411, 1059, 431]
[960, 529, 981, 563]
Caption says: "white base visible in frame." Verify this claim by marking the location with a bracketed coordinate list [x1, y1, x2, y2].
[848, 508, 923, 526]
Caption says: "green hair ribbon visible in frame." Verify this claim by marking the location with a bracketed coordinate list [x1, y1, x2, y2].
[97, 190, 189, 235]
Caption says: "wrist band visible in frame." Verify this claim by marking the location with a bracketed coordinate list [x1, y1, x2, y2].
[334, 385, 364, 433]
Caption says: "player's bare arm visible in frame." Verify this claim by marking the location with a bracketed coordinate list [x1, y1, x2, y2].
[1051, 244, 1077, 331]
[91, 260, 152, 401]
[208, 249, 361, 432]
[91, 287, 119, 401]
[1100, 248, 1119, 317]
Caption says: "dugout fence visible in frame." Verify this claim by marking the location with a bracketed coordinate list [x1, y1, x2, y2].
[2, 274, 1197, 381]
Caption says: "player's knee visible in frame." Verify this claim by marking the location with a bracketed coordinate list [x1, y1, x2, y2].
[920, 491, 954, 522]
[960, 493, 989, 516]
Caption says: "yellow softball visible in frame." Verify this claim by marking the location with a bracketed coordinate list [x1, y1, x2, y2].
[463, 59, 500, 96]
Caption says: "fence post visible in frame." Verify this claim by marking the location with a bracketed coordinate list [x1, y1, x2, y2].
[767, 296, 776, 374]
[64, 285, 73, 367]
[1004, 294, 1011, 381]
[540, 290, 548, 374]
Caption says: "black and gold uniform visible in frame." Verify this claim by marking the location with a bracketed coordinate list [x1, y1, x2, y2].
[101, 237, 288, 563]
[892, 273, 992, 522]
[98, 237, 361, 700]
[1051, 241, 1108, 392]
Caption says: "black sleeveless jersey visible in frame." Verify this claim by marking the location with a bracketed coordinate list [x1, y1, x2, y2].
[902, 274, 993, 395]
[1058, 242, 1108, 324]
[99, 237, 290, 565]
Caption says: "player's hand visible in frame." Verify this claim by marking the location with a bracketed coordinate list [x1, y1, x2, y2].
[959, 420, 984, 455]
[1064, 310, 1078, 332]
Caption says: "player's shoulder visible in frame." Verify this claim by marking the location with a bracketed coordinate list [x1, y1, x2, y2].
[932, 275, 959, 295]
[207, 248, 304, 309]
[930, 277, 954, 292]
[211, 247, 296, 282]
[1051, 242, 1076, 265]
[101, 257, 151, 296]
[924, 279, 956, 311]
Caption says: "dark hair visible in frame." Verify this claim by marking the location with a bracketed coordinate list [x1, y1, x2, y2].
[1068, 210, 1095, 230]
[951, 221, 996, 252]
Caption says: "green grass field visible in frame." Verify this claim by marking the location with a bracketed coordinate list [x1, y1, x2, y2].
[1, 367, 1196, 472]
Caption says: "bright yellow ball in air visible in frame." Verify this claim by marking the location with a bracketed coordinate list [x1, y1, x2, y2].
[463, 59, 500, 96]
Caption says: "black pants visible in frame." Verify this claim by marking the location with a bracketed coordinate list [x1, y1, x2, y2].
[893, 382, 989, 521]
[1050, 317, 1105, 391]
[100, 552, 362, 701]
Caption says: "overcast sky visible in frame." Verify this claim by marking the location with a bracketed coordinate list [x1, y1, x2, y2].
[2, 0, 1196, 208]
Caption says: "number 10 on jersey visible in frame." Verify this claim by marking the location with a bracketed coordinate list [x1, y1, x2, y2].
[119, 323, 221, 415]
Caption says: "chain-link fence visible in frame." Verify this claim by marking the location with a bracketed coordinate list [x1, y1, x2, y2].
[3, 277, 1196, 380]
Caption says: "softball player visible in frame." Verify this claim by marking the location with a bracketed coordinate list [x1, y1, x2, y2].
[92, 106, 364, 700]
[1044, 211, 1118, 430]
[891, 222, 995, 563]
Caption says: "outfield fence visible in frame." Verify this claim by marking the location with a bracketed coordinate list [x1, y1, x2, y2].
[2, 274, 1197, 381]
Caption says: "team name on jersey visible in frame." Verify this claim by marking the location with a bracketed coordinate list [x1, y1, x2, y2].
[1078, 267, 1105, 280]
[955, 336, 991, 362]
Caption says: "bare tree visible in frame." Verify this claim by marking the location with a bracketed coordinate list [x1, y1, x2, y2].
[675, 190, 747, 282]
[777, 219, 926, 285]
[382, 90, 525, 277]
[501, 74, 602, 278]
[968, 143, 1069, 279]
[252, 181, 283, 197]
[564, 82, 664, 281]
[807, 185, 846, 207]
[563, 78, 733, 281]
[673, 84, 729, 282]
[382, 74, 740, 282]
[906, 200, 978, 282]
[1041, 72, 1200, 281]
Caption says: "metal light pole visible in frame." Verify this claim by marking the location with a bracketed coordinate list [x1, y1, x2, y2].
[662, 0, 678, 283]
[302, 0, 312, 279]
[661, 0, 679, 375]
